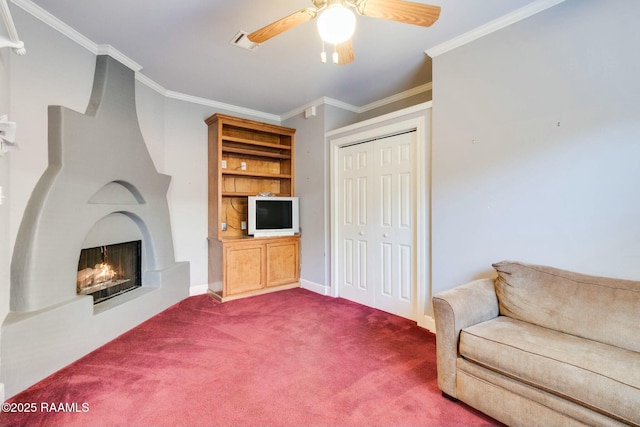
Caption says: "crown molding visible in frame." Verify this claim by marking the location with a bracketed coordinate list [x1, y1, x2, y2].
[426, 0, 566, 58]
[135, 73, 167, 96]
[326, 101, 432, 137]
[323, 97, 361, 113]
[280, 99, 322, 122]
[281, 82, 433, 121]
[11, 0, 141, 71]
[359, 82, 432, 113]
[96, 45, 142, 72]
[9, 0, 274, 118]
[281, 97, 359, 121]
[165, 91, 281, 123]
[11, 0, 95, 51]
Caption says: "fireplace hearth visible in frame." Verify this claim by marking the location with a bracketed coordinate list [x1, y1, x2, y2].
[77, 240, 141, 304]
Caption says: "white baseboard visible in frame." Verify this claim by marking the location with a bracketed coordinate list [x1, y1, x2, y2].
[299, 279, 435, 332]
[189, 283, 210, 296]
[190, 281, 327, 298]
[300, 279, 331, 296]
[419, 315, 436, 333]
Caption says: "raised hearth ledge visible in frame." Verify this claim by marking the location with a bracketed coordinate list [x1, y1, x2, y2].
[2, 262, 189, 398]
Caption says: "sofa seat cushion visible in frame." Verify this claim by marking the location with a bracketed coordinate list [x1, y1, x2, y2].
[459, 316, 640, 425]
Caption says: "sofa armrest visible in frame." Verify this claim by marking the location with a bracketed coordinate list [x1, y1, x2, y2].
[432, 278, 500, 398]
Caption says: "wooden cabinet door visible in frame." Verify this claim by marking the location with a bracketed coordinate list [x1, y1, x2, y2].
[266, 237, 299, 288]
[223, 241, 266, 296]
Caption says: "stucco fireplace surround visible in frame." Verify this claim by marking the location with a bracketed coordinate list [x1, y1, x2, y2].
[1, 55, 190, 398]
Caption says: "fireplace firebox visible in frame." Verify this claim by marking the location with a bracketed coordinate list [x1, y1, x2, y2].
[77, 240, 142, 304]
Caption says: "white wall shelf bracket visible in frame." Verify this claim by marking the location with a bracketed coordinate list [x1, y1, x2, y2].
[1, 0, 26, 55]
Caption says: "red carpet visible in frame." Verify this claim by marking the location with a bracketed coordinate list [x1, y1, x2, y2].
[1, 288, 500, 426]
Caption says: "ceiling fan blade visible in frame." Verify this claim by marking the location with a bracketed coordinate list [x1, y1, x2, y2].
[356, 0, 441, 27]
[248, 8, 318, 44]
[336, 39, 354, 65]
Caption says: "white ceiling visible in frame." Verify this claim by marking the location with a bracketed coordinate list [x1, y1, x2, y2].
[23, 0, 539, 116]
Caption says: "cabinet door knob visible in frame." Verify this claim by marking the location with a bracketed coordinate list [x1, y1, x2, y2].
[383, 233, 389, 238]
[359, 231, 365, 236]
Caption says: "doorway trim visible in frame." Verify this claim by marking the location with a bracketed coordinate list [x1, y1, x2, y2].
[328, 102, 431, 329]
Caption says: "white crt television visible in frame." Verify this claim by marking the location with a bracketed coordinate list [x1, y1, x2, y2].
[248, 196, 299, 237]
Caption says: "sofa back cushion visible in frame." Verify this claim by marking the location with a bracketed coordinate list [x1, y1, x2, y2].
[493, 260, 640, 353]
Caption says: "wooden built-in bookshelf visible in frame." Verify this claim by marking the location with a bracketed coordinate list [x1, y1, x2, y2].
[205, 113, 299, 301]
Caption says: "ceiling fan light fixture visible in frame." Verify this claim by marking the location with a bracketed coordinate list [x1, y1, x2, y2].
[317, 4, 356, 45]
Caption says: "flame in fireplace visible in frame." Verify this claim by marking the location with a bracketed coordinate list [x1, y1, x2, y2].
[77, 263, 117, 291]
[94, 263, 116, 284]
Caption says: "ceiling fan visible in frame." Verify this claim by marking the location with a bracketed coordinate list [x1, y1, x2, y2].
[247, 0, 441, 65]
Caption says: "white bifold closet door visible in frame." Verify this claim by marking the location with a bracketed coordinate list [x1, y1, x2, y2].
[337, 130, 416, 320]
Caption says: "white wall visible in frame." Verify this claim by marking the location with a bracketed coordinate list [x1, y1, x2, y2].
[8, 7, 94, 251]
[283, 106, 328, 290]
[136, 82, 166, 172]
[430, 0, 640, 299]
[163, 99, 210, 289]
[162, 99, 282, 291]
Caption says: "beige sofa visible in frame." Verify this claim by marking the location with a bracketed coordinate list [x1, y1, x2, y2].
[432, 260, 640, 427]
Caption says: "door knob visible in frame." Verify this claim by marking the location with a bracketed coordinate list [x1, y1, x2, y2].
[359, 231, 365, 236]
[383, 233, 389, 238]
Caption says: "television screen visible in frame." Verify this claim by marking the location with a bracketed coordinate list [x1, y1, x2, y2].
[248, 196, 299, 237]
[255, 200, 293, 229]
